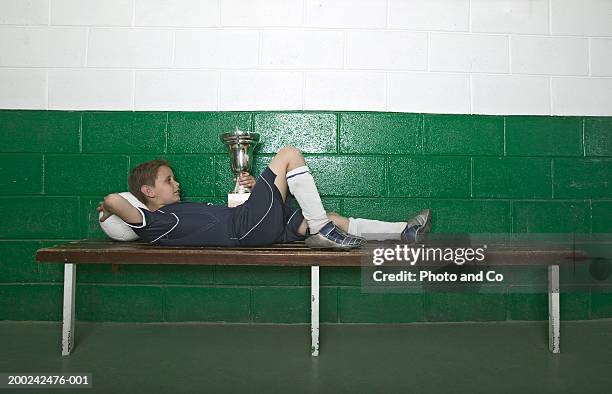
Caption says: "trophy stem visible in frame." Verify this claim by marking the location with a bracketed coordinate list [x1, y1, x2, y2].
[234, 177, 250, 194]
[229, 177, 251, 207]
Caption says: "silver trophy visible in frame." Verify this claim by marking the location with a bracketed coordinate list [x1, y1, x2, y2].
[219, 127, 261, 207]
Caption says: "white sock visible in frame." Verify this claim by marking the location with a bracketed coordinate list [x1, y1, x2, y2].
[348, 217, 407, 241]
[286, 166, 329, 234]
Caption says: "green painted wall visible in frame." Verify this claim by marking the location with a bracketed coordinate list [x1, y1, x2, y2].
[1, 110, 611, 323]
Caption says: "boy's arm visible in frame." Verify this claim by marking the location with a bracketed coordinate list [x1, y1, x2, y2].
[97, 193, 144, 225]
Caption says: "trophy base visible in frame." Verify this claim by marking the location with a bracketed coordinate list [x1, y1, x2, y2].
[228, 193, 251, 208]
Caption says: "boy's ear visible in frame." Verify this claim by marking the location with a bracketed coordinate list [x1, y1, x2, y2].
[141, 184, 154, 198]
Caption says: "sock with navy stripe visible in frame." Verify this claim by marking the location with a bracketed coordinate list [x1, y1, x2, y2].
[286, 165, 329, 234]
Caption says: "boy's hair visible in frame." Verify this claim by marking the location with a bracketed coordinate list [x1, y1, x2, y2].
[128, 159, 171, 204]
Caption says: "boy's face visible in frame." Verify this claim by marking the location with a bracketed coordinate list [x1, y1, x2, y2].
[146, 165, 181, 206]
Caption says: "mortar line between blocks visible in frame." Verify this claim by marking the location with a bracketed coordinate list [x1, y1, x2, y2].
[508, 35, 512, 74]
[587, 38, 592, 76]
[548, 0, 552, 35]
[385, 0, 391, 29]
[468, 0, 472, 32]
[41, 154, 45, 194]
[420, 114, 425, 154]
[164, 112, 169, 154]
[503, 116, 507, 156]
[582, 118, 586, 157]
[550, 159, 555, 199]
[79, 113, 83, 153]
[548, 76, 553, 115]
[470, 157, 474, 198]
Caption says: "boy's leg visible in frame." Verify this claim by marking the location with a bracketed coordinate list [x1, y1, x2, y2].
[348, 210, 432, 243]
[268, 146, 365, 249]
[267, 146, 329, 234]
[267, 146, 305, 202]
[296, 213, 348, 236]
[297, 211, 432, 243]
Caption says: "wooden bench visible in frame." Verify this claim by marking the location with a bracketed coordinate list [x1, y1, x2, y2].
[36, 240, 588, 357]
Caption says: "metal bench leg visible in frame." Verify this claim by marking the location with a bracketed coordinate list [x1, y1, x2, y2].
[62, 263, 76, 356]
[311, 265, 320, 357]
[548, 264, 560, 354]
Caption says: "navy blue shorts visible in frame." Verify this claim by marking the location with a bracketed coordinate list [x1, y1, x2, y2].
[231, 166, 306, 246]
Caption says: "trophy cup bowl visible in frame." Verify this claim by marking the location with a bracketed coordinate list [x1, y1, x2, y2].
[219, 128, 260, 207]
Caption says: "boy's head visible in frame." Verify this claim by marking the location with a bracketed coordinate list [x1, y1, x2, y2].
[128, 159, 181, 208]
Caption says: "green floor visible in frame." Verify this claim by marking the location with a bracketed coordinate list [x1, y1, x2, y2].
[1, 320, 612, 393]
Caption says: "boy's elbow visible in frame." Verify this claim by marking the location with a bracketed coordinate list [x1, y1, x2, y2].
[104, 193, 121, 205]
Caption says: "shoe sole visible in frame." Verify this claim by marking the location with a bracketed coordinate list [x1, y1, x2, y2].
[305, 234, 364, 250]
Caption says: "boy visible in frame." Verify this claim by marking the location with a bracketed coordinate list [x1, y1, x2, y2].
[97, 146, 431, 250]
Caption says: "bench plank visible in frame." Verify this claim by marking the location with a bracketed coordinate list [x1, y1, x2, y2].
[36, 240, 587, 267]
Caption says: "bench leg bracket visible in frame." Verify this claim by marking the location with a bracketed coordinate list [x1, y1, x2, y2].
[548, 264, 560, 354]
[62, 263, 76, 356]
[311, 265, 320, 357]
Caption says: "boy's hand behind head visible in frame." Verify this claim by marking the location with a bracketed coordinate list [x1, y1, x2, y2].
[96, 202, 113, 222]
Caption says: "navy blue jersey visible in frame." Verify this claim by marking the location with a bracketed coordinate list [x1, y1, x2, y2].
[126, 167, 306, 247]
[127, 202, 238, 246]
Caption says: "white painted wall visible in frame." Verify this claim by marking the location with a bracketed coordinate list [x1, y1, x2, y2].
[0, 0, 610, 115]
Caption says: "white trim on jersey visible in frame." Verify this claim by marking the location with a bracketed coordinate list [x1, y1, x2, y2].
[125, 207, 147, 228]
[151, 210, 180, 243]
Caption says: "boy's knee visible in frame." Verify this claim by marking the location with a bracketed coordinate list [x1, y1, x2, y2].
[279, 145, 302, 158]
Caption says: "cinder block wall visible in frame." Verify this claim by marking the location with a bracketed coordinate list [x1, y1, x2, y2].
[1, 1, 611, 322]
[1, 110, 611, 323]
